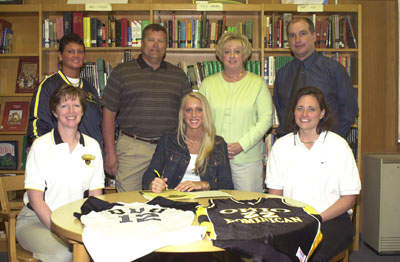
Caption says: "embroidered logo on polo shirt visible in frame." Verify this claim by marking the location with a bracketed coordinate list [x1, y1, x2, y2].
[82, 154, 95, 165]
[86, 92, 97, 103]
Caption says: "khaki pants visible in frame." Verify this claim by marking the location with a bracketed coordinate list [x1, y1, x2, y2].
[16, 206, 72, 262]
[230, 161, 264, 192]
[116, 133, 157, 192]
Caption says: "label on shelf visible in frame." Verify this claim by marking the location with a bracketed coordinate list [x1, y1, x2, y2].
[85, 3, 112, 11]
[297, 5, 324, 12]
[196, 3, 223, 11]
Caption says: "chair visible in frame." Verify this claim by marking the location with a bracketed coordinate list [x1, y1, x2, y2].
[329, 202, 359, 262]
[0, 175, 37, 262]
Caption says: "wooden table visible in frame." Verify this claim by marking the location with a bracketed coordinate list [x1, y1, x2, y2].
[51, 190, 305, 262]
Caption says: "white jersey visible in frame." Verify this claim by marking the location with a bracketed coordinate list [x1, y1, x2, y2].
[81, 202, 205, 262]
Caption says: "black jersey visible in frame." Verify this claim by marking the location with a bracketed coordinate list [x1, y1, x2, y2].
[197, 197, 323, 262]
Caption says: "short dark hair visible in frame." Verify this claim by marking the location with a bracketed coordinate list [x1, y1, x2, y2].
[287, 17, 315, 36]
[287, 86, 334, 134]
[58, 33, 85, 53]
[50, 84, 87, 115]
[142, 23, 167, 40]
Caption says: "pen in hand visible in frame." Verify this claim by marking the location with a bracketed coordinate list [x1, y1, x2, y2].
[154, 169, 168, 191]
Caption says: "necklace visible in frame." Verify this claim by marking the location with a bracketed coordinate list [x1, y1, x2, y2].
[186, 137, 200, 144]
[223, 70, 245, 79]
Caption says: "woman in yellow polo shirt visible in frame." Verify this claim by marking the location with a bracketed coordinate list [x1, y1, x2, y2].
[200, 32, 273, 192]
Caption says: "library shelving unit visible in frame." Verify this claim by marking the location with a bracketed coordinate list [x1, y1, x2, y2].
[0, 4, 41, 176]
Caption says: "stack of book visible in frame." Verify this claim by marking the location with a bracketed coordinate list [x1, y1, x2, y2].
[80, 58, 112, 97]
[264, 14, 357, 49]
[264, 56, 293, 85]
[158, 12, 254, 49]
[178, 60, 261, 91]
[42, 12, 150, 48]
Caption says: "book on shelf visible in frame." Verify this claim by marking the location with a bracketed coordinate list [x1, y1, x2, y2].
[83, 17, 91, 48]
[282, 13, 292, 48]
[43, 18, 50, 48]
[16, 57, 39, 93]
[72, 12, 84, 40]
[320, 19, 328, 48]
[1, 27, 13, 54]
[130, 20, 141, 47]
[0, 19, 12, 53]
[115, 19, 121, 47]
[0, 141, 18, 170]
[120, 17, 128, 47]
[244, 20, 253, 46]
[0, 101, 29, 132]
[315, 19, 321, 48]
[96, 58, 106, 96]
[185, 19, 191, 48]
[187, 65, 198, 91]
[90, 17, 98, 47]
[55, 17, 64, 43]
[345, 127, 358, 160]
[20, 135, 27, 170]
[344, 15, 357, 48]
[63, 12, 72, 35]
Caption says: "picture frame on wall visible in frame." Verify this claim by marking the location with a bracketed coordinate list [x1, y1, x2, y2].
[0, 141, 18, 170]
[0, 101, 29, 132]
[0, 0, 23, 5]
[15, 57, 39, 93]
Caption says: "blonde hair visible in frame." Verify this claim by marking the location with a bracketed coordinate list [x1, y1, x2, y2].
[216, 31, 252, 62]
[177, 92, 216, 175]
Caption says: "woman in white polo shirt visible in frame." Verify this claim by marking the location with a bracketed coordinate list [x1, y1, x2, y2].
[266, 86, 361, 262]
[16, 84, 104, 262]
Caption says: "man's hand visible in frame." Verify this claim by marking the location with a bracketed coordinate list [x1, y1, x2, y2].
[104, 152, 119, 176]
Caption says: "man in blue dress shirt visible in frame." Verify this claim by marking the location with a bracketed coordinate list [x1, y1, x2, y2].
[274, 17, 358, 137]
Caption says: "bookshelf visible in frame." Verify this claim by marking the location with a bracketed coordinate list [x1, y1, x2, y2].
[0, 2, 362, 250]
[0, 5, 40, 175]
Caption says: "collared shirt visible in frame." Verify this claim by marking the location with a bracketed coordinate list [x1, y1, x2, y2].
[24, 128, 104, 211]
[102, 54, 191, 138]
[274, 51, 358, 137]
[200, 72, 273, 164]
[266, 131, 361, 213]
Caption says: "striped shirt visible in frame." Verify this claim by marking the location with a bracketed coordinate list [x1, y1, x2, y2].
[102, 55, 191, 138]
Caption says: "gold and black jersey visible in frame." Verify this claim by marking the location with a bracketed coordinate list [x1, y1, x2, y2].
[197, 197, 323, 262]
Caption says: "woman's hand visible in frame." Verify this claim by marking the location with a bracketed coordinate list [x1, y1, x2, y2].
[175, 181, 210, 192]
[27, 190, 52, 229]
[150, 177, 169, 193]
[227, 143, 243, 159]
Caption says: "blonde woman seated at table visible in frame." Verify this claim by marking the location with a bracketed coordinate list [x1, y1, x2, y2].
[266, 86, 361, 262]
[200, 32, 273, 193]
[16, 85, 105, 262]
[142, 92, 233, 193]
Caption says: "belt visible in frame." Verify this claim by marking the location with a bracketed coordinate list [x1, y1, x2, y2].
[121, 131, 159, 144]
